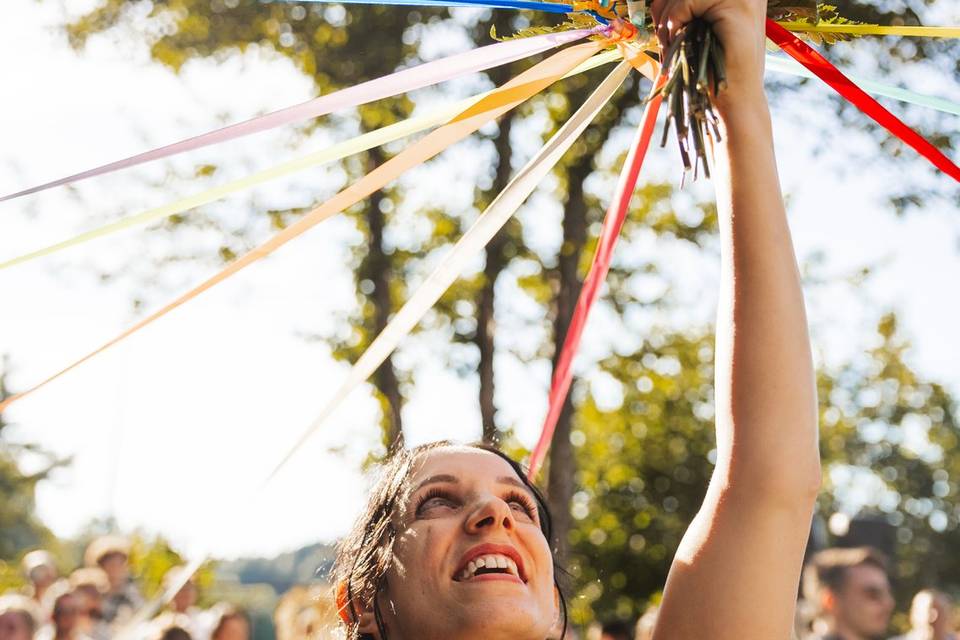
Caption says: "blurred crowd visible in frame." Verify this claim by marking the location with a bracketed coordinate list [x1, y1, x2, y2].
[797, 546, 956, 640]
[0, 536, 249, 640]
[3, 538, 958, 640]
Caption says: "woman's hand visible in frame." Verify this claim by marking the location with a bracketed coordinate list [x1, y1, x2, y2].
[649, 0, 768, 107]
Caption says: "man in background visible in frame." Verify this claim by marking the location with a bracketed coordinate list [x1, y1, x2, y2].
[803, 547, 895, 640]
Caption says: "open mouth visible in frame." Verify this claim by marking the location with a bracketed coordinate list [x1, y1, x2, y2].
[453, 545, 527, 583]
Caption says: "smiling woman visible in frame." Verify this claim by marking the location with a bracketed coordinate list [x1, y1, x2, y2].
[332, 0, 822, 636]
[333, 442, 568, 639]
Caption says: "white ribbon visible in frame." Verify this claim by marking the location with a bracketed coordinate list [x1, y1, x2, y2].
[265, 61, 635, 482]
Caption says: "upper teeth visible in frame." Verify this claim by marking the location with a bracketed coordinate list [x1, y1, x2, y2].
[458, 554, 520, 581]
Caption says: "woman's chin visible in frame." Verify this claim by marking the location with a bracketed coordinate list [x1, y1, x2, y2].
[448, 599, 554, 638]
[391, 601, 552, 638]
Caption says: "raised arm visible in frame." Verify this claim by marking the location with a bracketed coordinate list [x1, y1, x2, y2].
[649, 1, 821, 638]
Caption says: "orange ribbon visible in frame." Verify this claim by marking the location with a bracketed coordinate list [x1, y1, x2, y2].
[0, 40, 602, 414]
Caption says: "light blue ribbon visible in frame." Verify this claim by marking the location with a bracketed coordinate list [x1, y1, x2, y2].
[766, 54, 960, 117]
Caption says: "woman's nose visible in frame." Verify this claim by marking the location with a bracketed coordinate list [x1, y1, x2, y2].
[464, 495, 515, 533]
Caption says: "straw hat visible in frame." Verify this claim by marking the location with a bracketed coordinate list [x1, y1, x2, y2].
[84, 535, 131, 567]
[21, 550, 56, 576]
[69, 567, 110, 594]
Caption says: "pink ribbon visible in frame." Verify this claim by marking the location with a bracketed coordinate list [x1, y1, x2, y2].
[0, 29, 593, 203]
[528, 82, 664, 479]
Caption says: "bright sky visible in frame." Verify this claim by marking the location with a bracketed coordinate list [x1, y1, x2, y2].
[1, 0, 958, 560]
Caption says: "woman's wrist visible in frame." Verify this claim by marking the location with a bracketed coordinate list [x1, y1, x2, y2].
[714, 82, 771, 130]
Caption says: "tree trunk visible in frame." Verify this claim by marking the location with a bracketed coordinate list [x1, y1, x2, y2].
[542, 72, 640, 557]
[476, 18, 515, 445]
[547, 160, 589, 559]
[477, 113, 514, 444]
[365, 147, 404, 448]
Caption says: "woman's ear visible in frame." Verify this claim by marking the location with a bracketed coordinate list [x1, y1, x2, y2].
[355, 610, 380, 636]
[336, 581, 381, 638]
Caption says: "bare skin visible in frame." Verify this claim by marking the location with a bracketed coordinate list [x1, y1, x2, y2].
[0, 612, 33, 640]
[819, 565, 894, 640]
[356, 448, 559, 640]
[649, 0, 820, 638]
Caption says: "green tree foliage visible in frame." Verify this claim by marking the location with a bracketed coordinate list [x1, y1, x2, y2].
[60, 520, 216, 601]
[58, 4, 960, 628]
[64, 0, 449, 446]
[0, 359, 60, 572]
[568, 329, 716, 623]
[563, 312, 960, 625]
[775, 0, 958, 214]
[130, 535, 216, 600]
[816, 313, 960, 600]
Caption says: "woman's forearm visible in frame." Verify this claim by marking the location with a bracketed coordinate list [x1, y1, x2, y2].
[712, 92, 820, 499]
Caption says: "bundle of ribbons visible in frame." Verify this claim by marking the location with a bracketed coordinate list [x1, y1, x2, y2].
[0, 1, 958, 491]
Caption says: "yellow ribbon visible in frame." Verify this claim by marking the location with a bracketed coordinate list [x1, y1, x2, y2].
[0, 41, 603, 414]
[778, 22, 960, 39]
[0, 50, 621, 272]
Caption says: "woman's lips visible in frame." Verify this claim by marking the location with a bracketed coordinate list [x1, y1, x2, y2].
[456, 572, 524, 585]
[453, 543, 527, 583]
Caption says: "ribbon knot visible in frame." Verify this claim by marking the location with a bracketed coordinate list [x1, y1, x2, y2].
[602, 18, 639, 43]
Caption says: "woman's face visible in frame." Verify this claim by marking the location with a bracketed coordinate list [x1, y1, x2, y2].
[367, 447, 558, 640]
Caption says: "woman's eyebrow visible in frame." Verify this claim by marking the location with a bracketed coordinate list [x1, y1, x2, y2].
[497, 476, 534, 495]
[414, 474, 458, 491]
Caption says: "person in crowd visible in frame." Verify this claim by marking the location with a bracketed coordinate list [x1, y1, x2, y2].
[68, 569, 110, 640]
[165, 568, 198, 616]
[36, 584, 90, 640]
[802, 547, 895, 640]
[0, 594, 40, 640]
[634, 604, 659, 640]
[21, 550, 59, 605]
[155, 624, 193, 640]
[84, 535, 144, 626]
[274, 584, 339, 640]
[329, 0, 821, 636]
[892, 589, 958, 640]
[151, 567, 207, 640]
[209, 604, 250, 640]
[599, 620, 632, 640]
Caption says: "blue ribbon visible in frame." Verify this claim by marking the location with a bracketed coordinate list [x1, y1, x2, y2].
[264, 0, 575, 13]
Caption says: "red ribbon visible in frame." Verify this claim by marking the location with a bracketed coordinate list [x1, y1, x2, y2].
[765, 19, 960, 183]
[527, 26, 959, 479]
[528, 87, 664, 479]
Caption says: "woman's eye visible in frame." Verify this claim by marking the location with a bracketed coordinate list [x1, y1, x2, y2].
[508, 499, 536, 521]
[416, 491, 459, 515]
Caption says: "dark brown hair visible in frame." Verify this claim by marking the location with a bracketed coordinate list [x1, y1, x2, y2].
[159, 626, 193, 640]
[803, 546, 891, 605]
[331, 441, 568, 639]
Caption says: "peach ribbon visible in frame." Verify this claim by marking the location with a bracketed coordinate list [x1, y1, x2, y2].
[0, 41, 602, 414]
